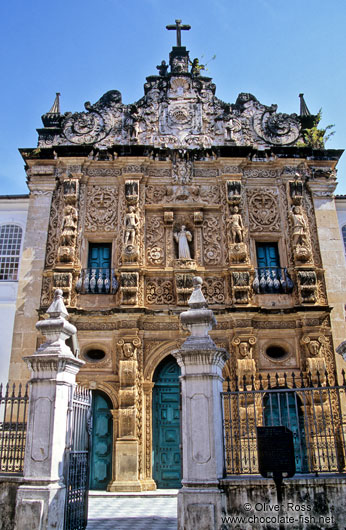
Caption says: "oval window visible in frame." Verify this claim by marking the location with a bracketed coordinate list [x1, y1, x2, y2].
[266, 345, 287, 360]
[85, 349, 106, 362]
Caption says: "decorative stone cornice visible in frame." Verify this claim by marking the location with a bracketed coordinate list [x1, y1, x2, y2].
[307, 179, 337, 198]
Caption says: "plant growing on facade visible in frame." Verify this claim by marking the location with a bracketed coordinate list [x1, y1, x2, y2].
[297, 109, 335, 148]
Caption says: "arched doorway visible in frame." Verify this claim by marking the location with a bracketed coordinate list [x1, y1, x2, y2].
[263, 390, 308, 472]
[152, 355, 181, 488]
[90, 391, 113, 490]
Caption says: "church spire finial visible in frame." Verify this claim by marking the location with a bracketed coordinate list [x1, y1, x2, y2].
[299, 93, 311, 117]
[41, 92, 62, 127]
[48, 92, 61, 115]
[166, 19, 191, 47]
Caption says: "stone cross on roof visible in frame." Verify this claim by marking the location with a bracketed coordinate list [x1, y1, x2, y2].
[166, 19, 191, 47]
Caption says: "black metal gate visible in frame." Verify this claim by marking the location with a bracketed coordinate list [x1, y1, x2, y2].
[64, 386, 92, 530]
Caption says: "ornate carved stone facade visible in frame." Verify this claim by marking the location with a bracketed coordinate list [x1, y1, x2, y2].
[8, 24, 346, 493]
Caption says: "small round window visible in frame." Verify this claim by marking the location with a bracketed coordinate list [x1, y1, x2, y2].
[85, 349, 106, 362]
[266, 345, 287, 360]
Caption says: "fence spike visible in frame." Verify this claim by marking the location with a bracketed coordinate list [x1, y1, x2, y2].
[235, 374, 239, 392]
[284, 372, 288, 388]
[316, 370, 321, 387]
[267, 373, 271, 389]
[259, 373, 263, 390]
[0, 382, 2, 399]
[24, 383, 29, 398]
[242, 374, 247, 390]
[251, 374, 255, 391]
[11, 383, 16, 398]
[325, 370, 330, 387]
[300, 371, 304, 388]
[275, 372, 279, 387]
[5, 382, 9, 398]
[308, 371, 313, 387]
[292, 372, 296, 388]
[342, 368, 346, 387]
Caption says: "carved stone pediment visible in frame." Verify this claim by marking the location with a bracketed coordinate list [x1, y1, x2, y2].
[38, 64, 302, 150]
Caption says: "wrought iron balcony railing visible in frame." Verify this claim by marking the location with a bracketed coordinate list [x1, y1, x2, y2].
[253, 267, 294, 294]
[75, 268, 119, 294]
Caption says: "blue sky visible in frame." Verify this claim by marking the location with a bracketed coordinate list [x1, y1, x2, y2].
[1, 0, 346, 194]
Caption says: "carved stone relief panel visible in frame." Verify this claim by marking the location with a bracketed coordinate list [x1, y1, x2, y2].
[247, 188, 281, 232]
[232, 336, 257, 385]
[202, 214, 222, 265]
[202, 277, 225, 304]
[85, 185, 118, 232]
[145, 278, 174, 305]
[45, 185, 64, 268]
[300, 335, 327, 384]
[146, 215, 165, 266]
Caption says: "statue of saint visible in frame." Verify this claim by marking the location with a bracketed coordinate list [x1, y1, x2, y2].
[174, 225, 193, 259]
[124, 206, 139, 247]
[290, 205, 307, 247]
[229, 206, 244, 243]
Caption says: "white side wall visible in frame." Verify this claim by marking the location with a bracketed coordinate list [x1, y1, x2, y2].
[0, 197, 29, 387]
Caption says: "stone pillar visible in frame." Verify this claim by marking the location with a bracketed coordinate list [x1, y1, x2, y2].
[15, 289, 84, 530]
[9, 174, 56, 385]
[108, 338, 142, 491]
[308, 179, 346, 382]
[173, 277, 229, 530]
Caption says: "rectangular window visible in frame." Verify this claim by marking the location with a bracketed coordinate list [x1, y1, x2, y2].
[79, 243, 114, 294]
[254, 242, 293, 294]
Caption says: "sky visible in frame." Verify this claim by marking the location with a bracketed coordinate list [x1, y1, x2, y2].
[1, 0, 346, 194]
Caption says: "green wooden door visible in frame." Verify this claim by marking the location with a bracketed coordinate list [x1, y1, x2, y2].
[153, 356, 181, 489]
[88, 243, 111, 269]
[90, 392, 113, 490]
[256, 242, 280, 269]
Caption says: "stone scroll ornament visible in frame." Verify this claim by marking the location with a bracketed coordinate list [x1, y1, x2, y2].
[62, 90, 124, 145]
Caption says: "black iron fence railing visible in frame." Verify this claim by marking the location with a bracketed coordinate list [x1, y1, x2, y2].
[253, 267, 294, 294]
[75, 268, 119, 295]
[0, 383, 29, 474]
[222, 371, 346, 476]
[64, 385, 92, 530]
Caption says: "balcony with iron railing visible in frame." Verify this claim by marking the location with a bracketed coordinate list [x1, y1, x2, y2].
[75, 268, 119, 295]
[253, 267, 294, 295]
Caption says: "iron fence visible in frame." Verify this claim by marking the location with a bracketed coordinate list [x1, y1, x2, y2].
[64, 385, 92, 530]
[0, 382, 29, 474]
[222, 371, 346, 476]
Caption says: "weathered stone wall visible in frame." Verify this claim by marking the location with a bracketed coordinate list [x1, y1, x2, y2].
[220, 476, 346, 530]
[0, 477, 24, 530]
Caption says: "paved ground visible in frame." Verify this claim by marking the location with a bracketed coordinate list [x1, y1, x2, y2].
[86, 490, 178, 530]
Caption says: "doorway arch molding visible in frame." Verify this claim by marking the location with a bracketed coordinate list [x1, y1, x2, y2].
[144, 340, 181, 381]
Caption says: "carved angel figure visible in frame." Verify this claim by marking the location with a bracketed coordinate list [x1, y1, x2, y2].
[174, 225, 193, 259]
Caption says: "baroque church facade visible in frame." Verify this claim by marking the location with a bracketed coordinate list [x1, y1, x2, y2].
[8, 23, 346, 491]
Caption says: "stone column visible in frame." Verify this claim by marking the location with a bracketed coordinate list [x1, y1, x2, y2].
[9, 173, 56, 385]
[15, 289, 84, 530]
[173, 277, 229, 530]
[308, 179, 346, 381]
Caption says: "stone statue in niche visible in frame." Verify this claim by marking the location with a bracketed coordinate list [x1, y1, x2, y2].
[124, 206, 139, 247]
[228, 206, 248, 264]
[174, 225, 193, 259]
[229, 206, 244, 244]
[290, 205, 312, 263]
[60, 205, 78, 246]
[290, 206, 308, 247]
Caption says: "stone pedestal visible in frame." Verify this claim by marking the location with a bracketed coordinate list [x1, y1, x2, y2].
[15, 290, 84, 530]
[173, 277, 229, 530]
